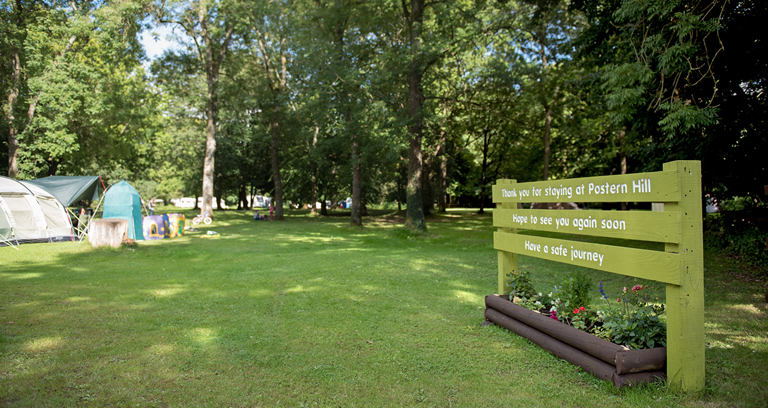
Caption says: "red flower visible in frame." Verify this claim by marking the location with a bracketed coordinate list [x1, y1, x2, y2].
[632, 284, 644, 292]
[573, 308, 580, 314]
[579, 306, 585, 311]
[617, 298, 621, 302]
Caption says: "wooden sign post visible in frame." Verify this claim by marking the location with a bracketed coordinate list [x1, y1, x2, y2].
[492, 161, 704, 392]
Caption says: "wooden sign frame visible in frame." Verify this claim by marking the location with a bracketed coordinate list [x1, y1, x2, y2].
[492, 161, 704, 392]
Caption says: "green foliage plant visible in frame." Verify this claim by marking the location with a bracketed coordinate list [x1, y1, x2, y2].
[509, 272, 664, 350]
[569, 306, 600, 332]
[505, 269, 537, 300]
[555, 271, 592, 317]
[598, 284, 667, 350]
[704, 198, 768, 269]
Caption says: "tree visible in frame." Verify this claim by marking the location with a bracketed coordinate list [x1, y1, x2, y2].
[238, 0, 297, 221]
[153, 0, 241, 217]
[514, 0, 581, 181]
[2, 0, 149, 179]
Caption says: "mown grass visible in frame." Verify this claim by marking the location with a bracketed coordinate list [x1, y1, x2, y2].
[1, 208, 766, 407]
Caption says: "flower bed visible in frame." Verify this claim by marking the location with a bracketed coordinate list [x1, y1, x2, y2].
[484, 294, 666, 388]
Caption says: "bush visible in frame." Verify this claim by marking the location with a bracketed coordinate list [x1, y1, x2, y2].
[705, 211, 768, 269]
[506, 273, 666, 350]
[597, 284, 666, 349]
[557, 271, 592, 312]
[505, 270, 536, 299]
[603, 307, 666, 349]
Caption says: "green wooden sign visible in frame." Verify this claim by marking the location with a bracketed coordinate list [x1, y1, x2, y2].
[494, 209, 681, 243]
[492, 170, 681, 204]
[494, 232, 680, 284]
[492, 161, 704, 392]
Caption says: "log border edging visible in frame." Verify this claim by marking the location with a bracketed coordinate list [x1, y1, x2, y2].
[485, 295, 666, 388]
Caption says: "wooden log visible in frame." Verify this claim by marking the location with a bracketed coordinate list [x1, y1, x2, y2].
[612, 371, 666, 388]
[89, 219, 128, 248]
[484, 308, 616, 383]
[486, 295, 626, 366]
[615, 348, 667, 374]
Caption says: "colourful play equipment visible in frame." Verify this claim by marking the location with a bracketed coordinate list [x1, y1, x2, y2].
[167, 213, 184, 237]
[142, 215, 167, 240]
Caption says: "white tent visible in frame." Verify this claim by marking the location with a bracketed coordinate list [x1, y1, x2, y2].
[0, 176, 75, 247]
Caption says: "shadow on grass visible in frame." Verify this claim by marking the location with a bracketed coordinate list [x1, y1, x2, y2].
[1, 210, 766, 407]
[1, 210, 504, 405]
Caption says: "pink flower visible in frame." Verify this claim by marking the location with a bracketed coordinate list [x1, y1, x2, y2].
[550, 310, 558, 320]
[632, 284, 643, 292]
[623, 287, 627, 293]
[617, 298, 621, 302]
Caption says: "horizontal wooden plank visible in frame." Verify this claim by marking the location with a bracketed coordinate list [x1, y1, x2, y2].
[493, 209, 681, 244]
[493, 171, 680, 204]
[494, 232, 680, 285]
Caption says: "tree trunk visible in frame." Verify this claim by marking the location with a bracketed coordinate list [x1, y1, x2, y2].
[619, 128, 628, 211]
[320, 194, 328, 216]
[195, 17, 232, 219]
[238, 183, 246, 210]
[255, 34, 286, 221]
[542, 84, 561, 181]
[543, 101, 552, 181]
[438, 153, 447, 212]
[309, 126, 319, 214]
[350, 132, 362, 226]
[201, 77, 217, 218]
[405, 0, 427, 231]
[48, 159, 59, 176]
[397, 166, 403, 212]
[6, 43, 21, 178]
[269, 111, 284, 220]
[422, 148, 435, 216]
[478, 127, 490, 214]
[436, 113, 447, 213]
[215, 171, 223, 210]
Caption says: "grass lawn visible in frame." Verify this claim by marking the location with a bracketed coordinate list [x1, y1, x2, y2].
[1, 208, 766, 407]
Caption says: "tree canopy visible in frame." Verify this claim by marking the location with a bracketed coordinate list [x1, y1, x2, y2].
[2, 0, 764, 219]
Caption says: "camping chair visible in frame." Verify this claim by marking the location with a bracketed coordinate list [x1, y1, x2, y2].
[67, 207, 92, 242]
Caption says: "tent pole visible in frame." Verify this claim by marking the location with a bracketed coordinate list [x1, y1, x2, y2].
[0, 233, 20, 250]
[68, 207, 87, 241]
[83, 188, 108, 243]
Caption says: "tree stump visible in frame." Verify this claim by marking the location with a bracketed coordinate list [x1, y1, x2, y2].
[89, 219, 129, 248]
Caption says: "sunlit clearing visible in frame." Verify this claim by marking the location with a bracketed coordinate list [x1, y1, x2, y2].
[286, 284, 319, 294]
[708, 341, 734, 349]
[149, 343, 177, 355]
[449, 280, 473, 289]
[151, 286, 185, 298]
[0, 272, 43, 280]
[278, 235, 336, 243]
[25, 336, 63, 352]
[192, 328, 217, 345]
[249, 288, 273, 298]
[12, 300, 42, 308]
[726, 304, 765, 315]
[453, 290, 479, 303]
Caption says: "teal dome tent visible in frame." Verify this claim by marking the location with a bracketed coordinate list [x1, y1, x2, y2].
[102, 180, 144, 241]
